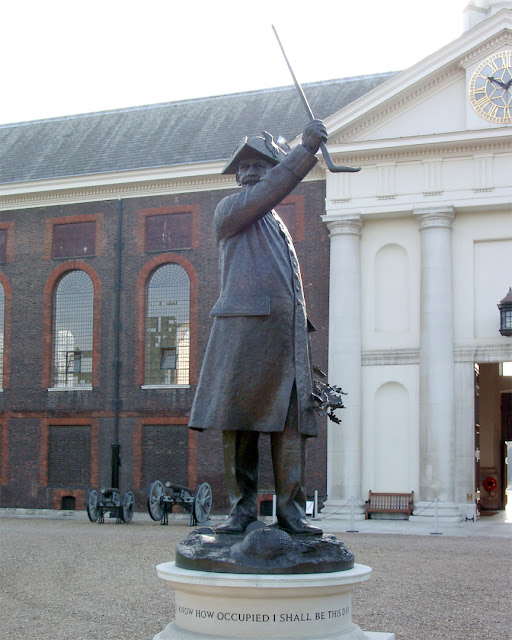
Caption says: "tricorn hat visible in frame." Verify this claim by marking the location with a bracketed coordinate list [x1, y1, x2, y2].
[222, 131, 287, 175]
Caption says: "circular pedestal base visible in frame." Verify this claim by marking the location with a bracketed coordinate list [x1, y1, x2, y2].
[155, 620, 367, 640]
[154, 562, 371, 640]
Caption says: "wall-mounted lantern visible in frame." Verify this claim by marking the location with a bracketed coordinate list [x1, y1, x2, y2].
[498, 287, 512, 337]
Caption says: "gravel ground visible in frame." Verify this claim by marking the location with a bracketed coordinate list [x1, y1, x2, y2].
[0, 517, 510, 640]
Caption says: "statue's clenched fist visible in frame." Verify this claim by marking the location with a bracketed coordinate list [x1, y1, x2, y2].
[302, 119, 327, 155]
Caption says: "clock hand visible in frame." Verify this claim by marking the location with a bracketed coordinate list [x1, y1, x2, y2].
[504, 78, 512, 91]
[487, 75, 507, 88]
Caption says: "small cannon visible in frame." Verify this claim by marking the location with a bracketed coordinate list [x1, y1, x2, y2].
[86, 487, 135, 524]
[147, 479, 212, 525]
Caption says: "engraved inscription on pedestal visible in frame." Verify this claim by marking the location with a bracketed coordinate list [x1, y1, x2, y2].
[154, 562, 372, 640]
[174, 600, 353, 637]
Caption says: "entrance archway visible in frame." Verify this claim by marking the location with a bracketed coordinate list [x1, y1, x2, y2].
[476, 362, 512, 513]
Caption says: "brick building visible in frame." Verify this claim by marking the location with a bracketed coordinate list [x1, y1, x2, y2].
[0, 73, 391, 512]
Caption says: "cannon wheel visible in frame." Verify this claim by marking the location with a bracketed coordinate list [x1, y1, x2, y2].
[121, 490, 135, 523]
[193, 482, 212, 524]
[86, 489, 99, 523]
[147, 480, 165, 521]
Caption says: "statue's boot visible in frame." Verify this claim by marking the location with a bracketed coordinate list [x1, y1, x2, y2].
[216, 431, 259, 534]
[275, 516, 323, 536]
[215, 513, 255, 534]
[271, 417, 323, 537]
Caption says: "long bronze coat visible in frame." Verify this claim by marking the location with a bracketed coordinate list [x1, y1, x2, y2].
[188, 145, 318, 437]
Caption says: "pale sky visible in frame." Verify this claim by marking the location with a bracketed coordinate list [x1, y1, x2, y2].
[0, 0, 470, 125]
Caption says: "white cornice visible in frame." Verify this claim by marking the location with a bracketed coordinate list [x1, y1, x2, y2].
[327, 127, 512, 162]
[459, 24, 512, 67]
[0, 161, 325, 211]
[325, 190, 512, 219]
[361, 343, 512, 366]
[456, 342, 512, 362]
[362, 349, 419, 366]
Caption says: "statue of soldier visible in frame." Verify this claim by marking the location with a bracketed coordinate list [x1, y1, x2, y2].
[189, 119, 327, 536]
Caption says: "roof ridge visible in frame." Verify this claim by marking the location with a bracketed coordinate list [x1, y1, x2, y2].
[0, 71, 399, 128]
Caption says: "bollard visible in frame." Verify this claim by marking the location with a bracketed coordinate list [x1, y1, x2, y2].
[272, 494, 277, 523]
[346, 496, 359, 533]
[313, 489, 319, 520]
[430, 497, 442, 535]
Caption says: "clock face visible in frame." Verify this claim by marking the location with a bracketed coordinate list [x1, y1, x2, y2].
[469, 50, 512, 124]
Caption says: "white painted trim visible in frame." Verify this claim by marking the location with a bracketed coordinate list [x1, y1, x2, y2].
[328, 127, 512, 157]
[362, 349, 419, 366]
[325, 185, 512, 219]
[0, 161, 325, 211]
[47, 386, 93, 392]
[1, 161, 227, 195]
[141, 385, 191, 390]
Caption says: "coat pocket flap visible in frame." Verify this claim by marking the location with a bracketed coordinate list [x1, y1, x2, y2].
[210, 295, 271, 317]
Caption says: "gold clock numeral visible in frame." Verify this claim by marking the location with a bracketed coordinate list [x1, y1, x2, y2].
[502, 52, 511, 67]
[487, 104, 500, 119]
[504, 106, 511, 120]
[474, 95, 490, 109]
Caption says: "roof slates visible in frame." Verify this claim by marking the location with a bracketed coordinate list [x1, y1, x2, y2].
[0, 73, 396, 184]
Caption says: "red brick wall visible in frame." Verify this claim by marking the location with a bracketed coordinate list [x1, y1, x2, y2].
[0, 179, 329, 511]
[0, 272, 12, 390]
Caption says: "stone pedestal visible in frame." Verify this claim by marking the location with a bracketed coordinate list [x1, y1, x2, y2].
[153, 562, 394, 640]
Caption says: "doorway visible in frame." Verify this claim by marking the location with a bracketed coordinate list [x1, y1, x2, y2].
[476, 362, 512, 512]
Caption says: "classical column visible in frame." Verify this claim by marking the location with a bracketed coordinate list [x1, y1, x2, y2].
[416, 207, 455, 503]
[454, 350, 478, 519]
[325, 215, 363, 501]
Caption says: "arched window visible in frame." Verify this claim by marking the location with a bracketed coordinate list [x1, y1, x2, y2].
[52, 271, 94, 388]
[145, 264, 190, 385]
[0, 283, 4, 388]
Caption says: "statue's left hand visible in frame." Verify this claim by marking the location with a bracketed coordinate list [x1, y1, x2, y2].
[302, 119, 327, 154]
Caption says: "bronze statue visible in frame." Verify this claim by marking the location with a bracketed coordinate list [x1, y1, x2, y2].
[189, 119, 328, 536]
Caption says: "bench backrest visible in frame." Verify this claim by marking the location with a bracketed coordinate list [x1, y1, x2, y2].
[367, 491, 414, 512]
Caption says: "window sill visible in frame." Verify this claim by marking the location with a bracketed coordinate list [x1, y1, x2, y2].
[48, 386, 93, 392]
[141, 384, 191, 390]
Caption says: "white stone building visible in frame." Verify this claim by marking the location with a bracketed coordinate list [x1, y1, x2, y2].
[320, 0, 512, 520]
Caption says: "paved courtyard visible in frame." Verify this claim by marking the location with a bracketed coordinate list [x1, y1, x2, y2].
[0, 512, 510, 640]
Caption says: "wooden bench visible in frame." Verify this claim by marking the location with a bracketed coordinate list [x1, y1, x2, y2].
[365, 491, 414, 519]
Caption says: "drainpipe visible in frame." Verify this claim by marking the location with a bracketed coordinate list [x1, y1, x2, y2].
[111, 197, 123, 489]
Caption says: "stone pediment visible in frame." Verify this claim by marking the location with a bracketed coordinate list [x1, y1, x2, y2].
[326, 9, 512, 148]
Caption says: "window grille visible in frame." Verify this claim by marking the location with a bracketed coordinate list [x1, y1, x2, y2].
[0, 284, 4, 387]
[52, 271, 93, 387]
[145, 264, 190, 385]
